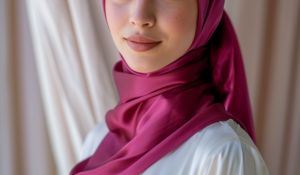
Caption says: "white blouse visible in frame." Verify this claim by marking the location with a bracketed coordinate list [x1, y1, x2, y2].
[79, 119, 269, 175]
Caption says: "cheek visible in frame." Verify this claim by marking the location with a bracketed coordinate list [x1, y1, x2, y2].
[105, 3, 128, 39]
[160, 8, 197, 45]
[168, 16, 194, 35]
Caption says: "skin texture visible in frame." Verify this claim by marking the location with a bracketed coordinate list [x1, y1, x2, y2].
[105, 0, 198, 73]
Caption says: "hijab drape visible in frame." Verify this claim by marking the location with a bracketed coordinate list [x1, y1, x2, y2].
[70, 0, 255, 174]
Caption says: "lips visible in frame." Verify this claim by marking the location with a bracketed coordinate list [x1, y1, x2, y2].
[124, 35, 161, 52]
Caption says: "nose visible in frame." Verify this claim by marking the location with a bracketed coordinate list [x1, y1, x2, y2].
[129, 1, 155, 28]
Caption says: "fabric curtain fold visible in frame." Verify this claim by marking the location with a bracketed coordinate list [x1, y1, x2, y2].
[26, 0, 118, 174]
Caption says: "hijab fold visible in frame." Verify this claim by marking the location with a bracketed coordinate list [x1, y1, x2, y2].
[70, 1, 255, 174]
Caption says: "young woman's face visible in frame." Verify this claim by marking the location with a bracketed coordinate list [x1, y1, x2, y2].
[105, 0, 198, 73]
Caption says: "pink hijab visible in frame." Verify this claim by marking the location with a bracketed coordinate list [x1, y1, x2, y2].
[70, 0, 255, 174]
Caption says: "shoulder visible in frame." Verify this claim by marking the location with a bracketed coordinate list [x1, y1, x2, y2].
[144, 119, 269, 175]
[193, 119, 256, 154]
[192, 119, 269, 175]
[79, 122, 109, 160]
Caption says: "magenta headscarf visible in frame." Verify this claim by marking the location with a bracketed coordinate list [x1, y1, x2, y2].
[70, 0, 255, 174]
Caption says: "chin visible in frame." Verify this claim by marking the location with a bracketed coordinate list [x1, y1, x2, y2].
[127, 61, 161, 73]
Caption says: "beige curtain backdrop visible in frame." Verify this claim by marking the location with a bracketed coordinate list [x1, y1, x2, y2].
[0, 0, 299, 175]
[226, 1, 300, 175]
[25, 0, 118, 174]
[0, 0, 56, 175]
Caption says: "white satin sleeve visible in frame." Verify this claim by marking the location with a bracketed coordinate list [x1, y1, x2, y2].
[199, 139, 269, 175]
[143, 119, 269, 175]
[79, 122, 108, 161]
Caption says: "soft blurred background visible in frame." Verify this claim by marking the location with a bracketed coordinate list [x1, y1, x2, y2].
[0, 0, 299, 175]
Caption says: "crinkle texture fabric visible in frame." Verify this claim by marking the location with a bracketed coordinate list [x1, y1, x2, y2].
[70, 0, 255, 174]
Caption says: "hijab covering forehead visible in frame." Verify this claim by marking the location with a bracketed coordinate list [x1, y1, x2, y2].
[70, 0, 255, 174]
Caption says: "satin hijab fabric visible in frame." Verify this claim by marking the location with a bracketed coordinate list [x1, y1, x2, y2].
[70, 0, 255, 174]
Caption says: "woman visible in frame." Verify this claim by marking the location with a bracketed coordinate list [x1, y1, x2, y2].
[70, 0, 269, 174]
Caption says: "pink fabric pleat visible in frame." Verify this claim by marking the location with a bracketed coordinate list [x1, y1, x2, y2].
[70, 0, 255, 174]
